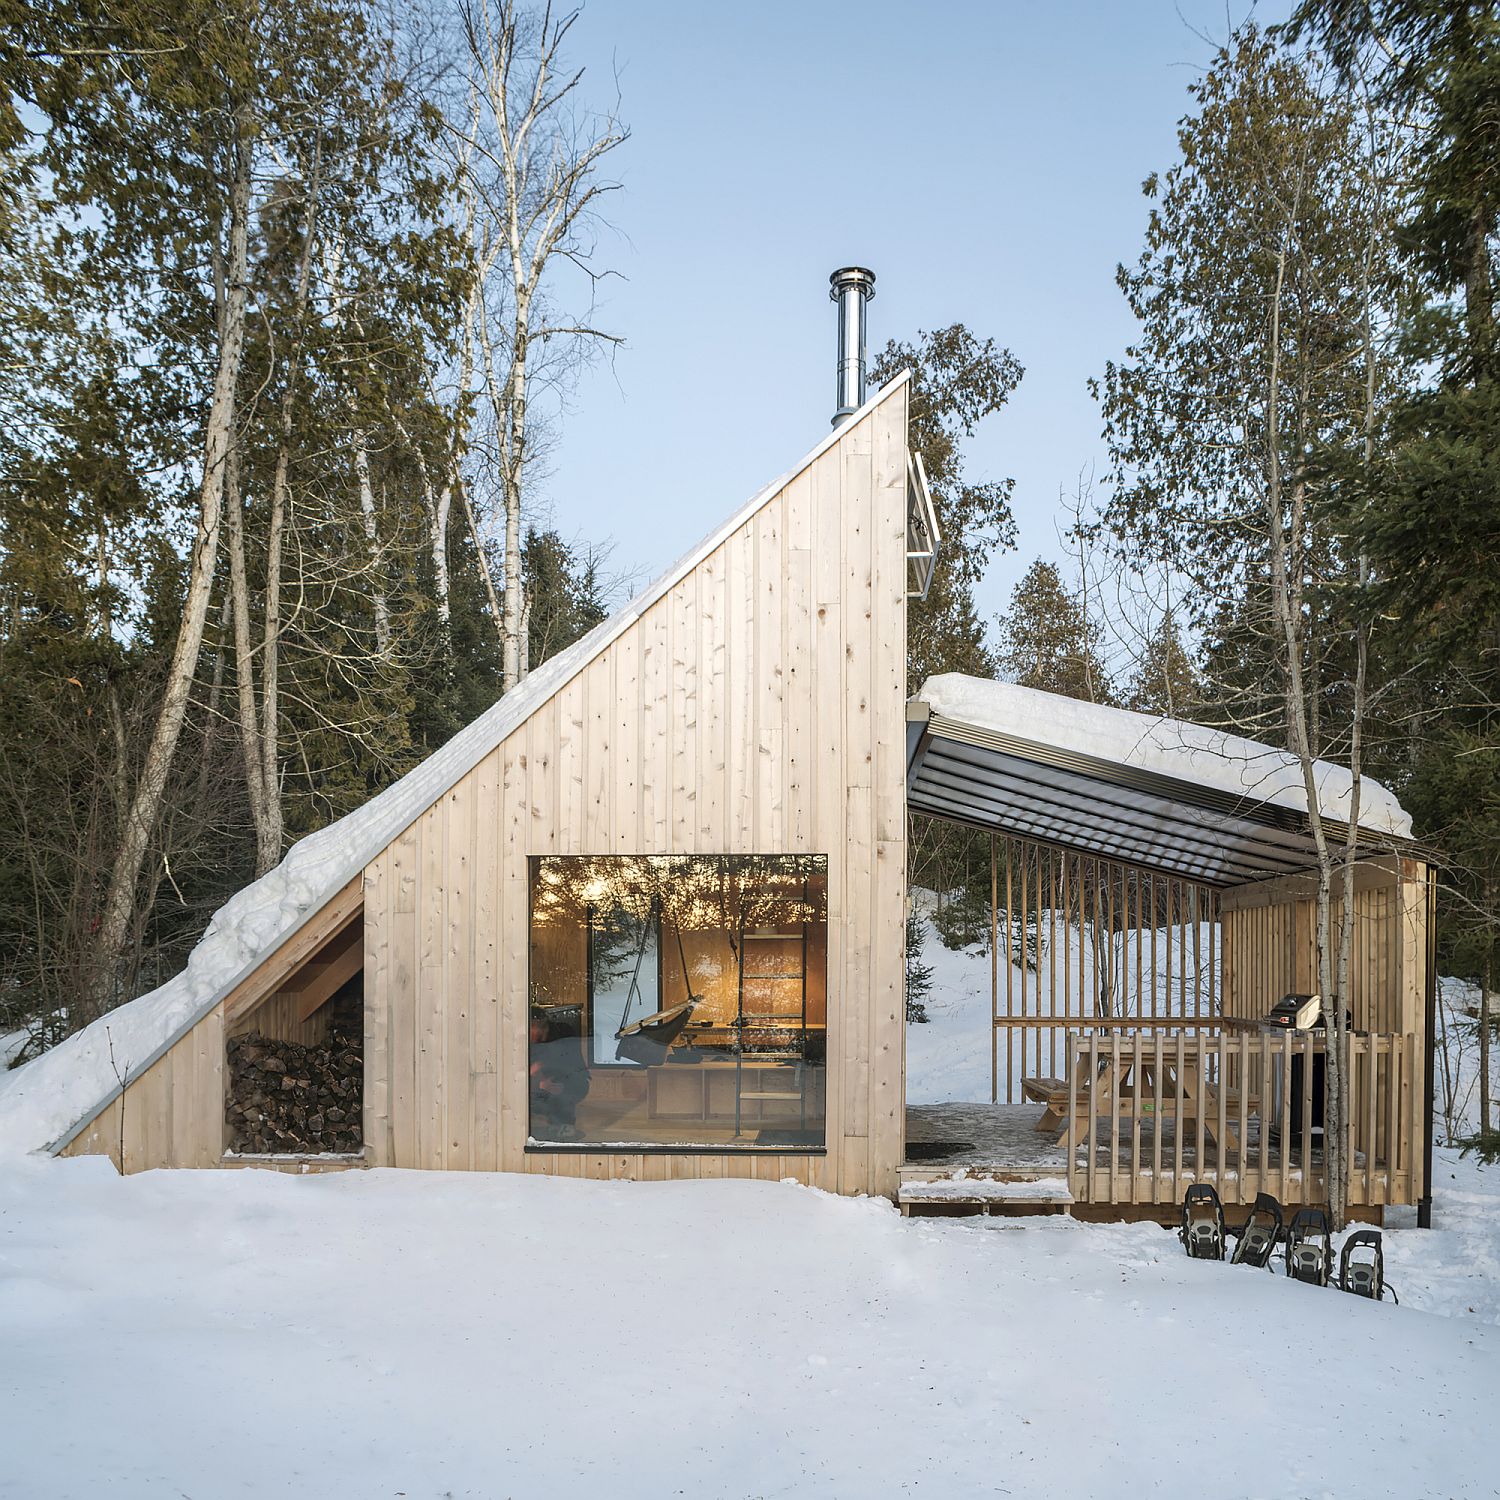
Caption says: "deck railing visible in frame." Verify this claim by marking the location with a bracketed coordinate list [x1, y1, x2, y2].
[1064, 1029, 1423, 1209]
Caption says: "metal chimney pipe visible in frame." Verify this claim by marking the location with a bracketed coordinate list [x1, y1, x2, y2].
[829, 266, 876, 426]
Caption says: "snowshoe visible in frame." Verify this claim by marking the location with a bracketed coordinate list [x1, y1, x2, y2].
[1284, 1207, 1332, 1286]
[1339, 1229, 1387, 1300]
[1180, 1184, 1225, 1260]
[1230, 1191, 1282, 1269]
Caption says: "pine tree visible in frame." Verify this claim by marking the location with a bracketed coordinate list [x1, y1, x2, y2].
[869, 326, 1023, 941]
[1096, 27, 1417, 1222]
[1291, 1, 1500, 1152]
[905, 907, 933, 1024]
[522, 528, 611, 671]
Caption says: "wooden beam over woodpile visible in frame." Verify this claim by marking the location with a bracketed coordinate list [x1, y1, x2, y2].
[293, 926, 365, 1024]
[222, 878, 364, 1029]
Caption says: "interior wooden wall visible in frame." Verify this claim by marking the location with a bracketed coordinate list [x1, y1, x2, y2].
[361, 381, 910, 1194]
[1219, 856, 1429, 1036]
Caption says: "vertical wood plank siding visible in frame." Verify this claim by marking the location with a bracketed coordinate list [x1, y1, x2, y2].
[357, 388, 909, 1194]
[63, 387, 909, 1186]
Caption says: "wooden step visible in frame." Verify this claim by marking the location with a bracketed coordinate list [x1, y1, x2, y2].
[898, 1176, 1073, 1215]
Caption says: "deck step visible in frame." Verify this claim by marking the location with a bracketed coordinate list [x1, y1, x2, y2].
[898, 1175, 1073, 1210]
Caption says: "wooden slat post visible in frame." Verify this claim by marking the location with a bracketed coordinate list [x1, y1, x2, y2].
[1109, 1030, 1121, 1204]
[1216, 1032, 1229, 1200]
[1237, 1029, 1250, 1201]
[1130, 1028, 1143, 1205]
[1086, 1034, 1099, 1206]
[1152, 1028, 1164, 1203]
[1174, 1029, 1185, 1201]
[1279, 1031, 1292, 1203]
[1386, 1034, 1401, 1206]
[991, 833, 998, 1106]
[1195, 1025, 1208, 1192]
[1005, 839, 1013, 1101]
[1067, 1033, 1080, 1201]
[1049, 849, 1058, 1086]
[1301, 1034, 1315, 1204]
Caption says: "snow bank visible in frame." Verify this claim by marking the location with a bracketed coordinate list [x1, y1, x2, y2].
[920, 673, 1412, 839]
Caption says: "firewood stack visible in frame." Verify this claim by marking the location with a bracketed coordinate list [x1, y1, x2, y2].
[226, 999, 363, 1155]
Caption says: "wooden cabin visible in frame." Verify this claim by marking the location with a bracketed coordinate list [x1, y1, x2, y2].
[30, 334, 1433, 1223]
[49, 371, 916, 1196]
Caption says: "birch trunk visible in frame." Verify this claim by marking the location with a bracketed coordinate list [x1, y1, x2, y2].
[500, 309, 526, 691]
[252, 138, 324, 877]
[459, 468, 505, 644]
[88, 109, 254, 1019]
[1264, 226, 1350, 1224]
[224, 438, 271, 852]
[352, 431, 391, 655]
[460, 0, 626, 692]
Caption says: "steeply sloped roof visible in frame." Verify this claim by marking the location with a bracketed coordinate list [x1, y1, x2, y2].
[0, 375, 910, 1160]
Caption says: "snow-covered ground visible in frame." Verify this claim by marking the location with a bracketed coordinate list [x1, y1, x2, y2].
[2, 909, 1498, 1497]
[0, 1151, 1496, 1500]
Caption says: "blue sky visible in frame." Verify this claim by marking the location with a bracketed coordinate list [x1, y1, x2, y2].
[538, 1, 1285, 620]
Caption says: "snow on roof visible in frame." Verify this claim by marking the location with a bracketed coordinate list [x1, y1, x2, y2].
[918, 674, 1412, 841]
[0, 376, 909, 1161]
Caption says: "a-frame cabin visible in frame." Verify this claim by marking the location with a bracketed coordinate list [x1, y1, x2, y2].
[37, 372, 919, 1198]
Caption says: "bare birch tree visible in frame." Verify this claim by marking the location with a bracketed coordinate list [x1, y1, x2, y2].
[89, 106, 255, 1017]
[453, 0, 626, 691]
[1095, 29, 1417, 1225]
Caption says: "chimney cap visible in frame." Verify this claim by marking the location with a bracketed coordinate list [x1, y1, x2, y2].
[829, 265, 876, 302]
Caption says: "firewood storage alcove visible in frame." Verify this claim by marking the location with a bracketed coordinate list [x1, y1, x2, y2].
[224, 903, 365, 1160]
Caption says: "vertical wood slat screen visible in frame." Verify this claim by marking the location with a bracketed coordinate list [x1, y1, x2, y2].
[991, 836, 1222, 1104]
[1063, 1030, 1421, 1208]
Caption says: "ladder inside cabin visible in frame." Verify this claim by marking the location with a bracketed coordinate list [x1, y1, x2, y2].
[733, 900, 810, 1138]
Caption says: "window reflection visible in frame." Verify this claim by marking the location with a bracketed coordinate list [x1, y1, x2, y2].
[528, 854, 828, 1150]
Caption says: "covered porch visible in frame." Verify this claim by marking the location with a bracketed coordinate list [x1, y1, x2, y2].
[901, 678, 1433, 1220]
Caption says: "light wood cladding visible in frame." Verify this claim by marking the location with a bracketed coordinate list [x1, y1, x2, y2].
[73, 388, 908, 1185]
[62, 882, 364, 1169]
[1220, 856, 1429, 1036]
[359, 385, 910, 1194]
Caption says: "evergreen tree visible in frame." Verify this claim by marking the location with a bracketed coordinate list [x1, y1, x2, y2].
[869, 325, 1022, 943]
[522, 528, 611, 670]
[0, 0, 518, 1034]
[868, 324, 1023, 688]
[905, 907, 933, 1024]
[996, 560, 1114, 703]
[1126, 614, 1202, 717]
[1291, 0, 1500, 1149]
[1096, 27, 1416, 1220]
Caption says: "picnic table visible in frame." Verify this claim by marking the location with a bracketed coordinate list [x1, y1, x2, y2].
[1023, 1040, 1258, 1152]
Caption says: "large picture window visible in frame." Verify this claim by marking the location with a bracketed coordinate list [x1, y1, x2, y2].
[528, 854, 828, 1150]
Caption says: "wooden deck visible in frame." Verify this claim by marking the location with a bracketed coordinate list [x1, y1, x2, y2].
[904, 1103, 1065, 1175]
[904, 1025, 1424, 1219]
[900, 1104, 1072, 1214]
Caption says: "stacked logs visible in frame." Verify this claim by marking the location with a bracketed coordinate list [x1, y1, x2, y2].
[226, 1006, 363, 1155]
